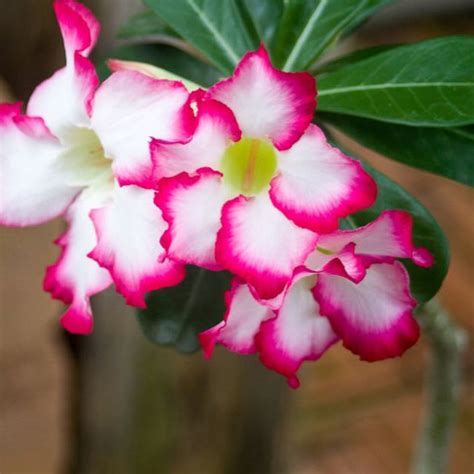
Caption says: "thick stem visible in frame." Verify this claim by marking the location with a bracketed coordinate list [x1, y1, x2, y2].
[412, 299, 468, 474]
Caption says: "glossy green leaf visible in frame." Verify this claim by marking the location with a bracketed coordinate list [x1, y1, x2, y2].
[240, 0, 284, 51]
[101, 43, 221, 87]
[321, 113, 474, 186]
[118, 9, 176, 39]
[137, 267, 232, 352]
[338, 160, 450, 304]
[314, 44, 399, 74]
[317, 37, 474, 126]
[272, 0, 392, 72]
[144, 0, 258, 73]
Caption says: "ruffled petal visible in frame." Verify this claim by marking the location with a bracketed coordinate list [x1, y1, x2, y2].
[151, 99, 241, 180]
[206, 45, 316, 150]
[0, 104, 81, 226]
[308, 242, 367, 283]
[314, 262, 419, 361]
[27, 1, 100, 136]
[257, 273, 339, 388]
[269, 125, 376, 233]
[89, 185, 185, 307]
[216, 193, 318, 299]
[91, 71, 195, 188]
[315, 210, 434, 268]
[43, 184, 113, 334]
[199, 279, 272, 357]
[155, 168, 229, 270]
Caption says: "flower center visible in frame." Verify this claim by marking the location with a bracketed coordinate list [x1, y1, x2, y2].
[220, 138, 277, 196]
[60, 128, 112, 186]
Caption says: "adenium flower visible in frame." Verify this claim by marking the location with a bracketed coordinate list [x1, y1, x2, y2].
[152, 45, 377, 300]
[199, 211, 433, 388]
[0, 0, 196, 333]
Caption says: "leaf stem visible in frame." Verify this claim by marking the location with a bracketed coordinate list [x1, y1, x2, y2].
[412, 299, 468, 474]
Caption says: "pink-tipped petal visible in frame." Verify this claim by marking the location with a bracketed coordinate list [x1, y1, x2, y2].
[315, 210, 434, 268]
[314, 262, 419, 361]
[412, 247, 434, 267]
[216, 193, 318, 300]
[151, 99, 241, 180]
[199, 279, 272, 358]
[54, 0, 100, 61]
[60, 299, 94, 335]
[257, 273, 339, 388]
[89, 185, 185, 308]
[206, 45, 316, 150]
[269, 125, 377, 233]
[316, 243, 367, 283]
[91, 71, 194, 188]
[44, 185, 113, 333]
[27, 53, 99, 137]
[0, 104, 81, 226]
[28, 0, 100, 136]
[155, 168, 229, 270]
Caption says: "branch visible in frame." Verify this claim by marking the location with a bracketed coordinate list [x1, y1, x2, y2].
[412, 299, 468, 474]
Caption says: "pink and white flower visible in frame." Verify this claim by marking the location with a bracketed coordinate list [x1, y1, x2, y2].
[0, 0, 193, 333]
[152, 45, 377, 300]
[199, 210, 433, 388]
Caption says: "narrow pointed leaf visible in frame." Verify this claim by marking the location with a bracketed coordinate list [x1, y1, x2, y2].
[339, 161, 450, 304]
[317, 37, 474, 126]
[273, 0, 392, 72]
[137, 267, 232, 353]
[144, 0, 258, 73]
[240, 0, 284, 51]
[118, 9, 177, 39]
[321, 113, 474, 187]
[314, 44, 399, 74]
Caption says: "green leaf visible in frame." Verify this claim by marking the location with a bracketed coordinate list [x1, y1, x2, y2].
[101, 43, 221, 87]
[317, 37, 474, 126]
[321, 113, 474, 187]
[314, 44, 399, 74]
[239, 0, 284, 51]
[144, 0, 258, 73]
[272, 0, 392, 72]
[118, 9, 176, 39]
[339, 161, 450, 304]
[137, 267, 232, 353]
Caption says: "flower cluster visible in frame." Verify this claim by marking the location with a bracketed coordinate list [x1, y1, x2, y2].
[0, 0, 433, 386]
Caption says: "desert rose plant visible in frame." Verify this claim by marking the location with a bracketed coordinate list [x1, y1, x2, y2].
[1, 1, 471, 472]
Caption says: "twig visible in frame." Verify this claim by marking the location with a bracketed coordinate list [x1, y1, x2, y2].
[412, 299, 468, 474]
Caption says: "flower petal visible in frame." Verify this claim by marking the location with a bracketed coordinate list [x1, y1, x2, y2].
[314, 262, 419, 361]
[0, 104, 81, 226]
[199, 279, 272, 358]
[315, 210, 434, 267]
[89, 185, 185, 307]
[310, 242, 367, 283]
[27, 0, 100, 136]
[206, 45, 316, 150]
[43, 184, 113, 334]
[269, 125, 377, 233]
[216, 193, 318, 299]
[155, 168, 229, 270]
[257, 273, 339, 388]
[151, 99, 241, 180]
[91, 71, 195, 188]
[54, 0, 100, 61]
